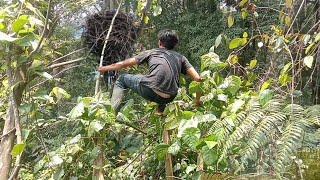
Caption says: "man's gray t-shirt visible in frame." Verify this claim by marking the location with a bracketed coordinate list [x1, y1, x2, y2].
[134, 48, 193, 95]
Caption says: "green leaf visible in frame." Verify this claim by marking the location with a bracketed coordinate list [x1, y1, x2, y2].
[231, 99, 245, 113]
[0, 31, 17, 42]
[303, 56, 314, 68]
[189, 81, 202, 94]
[182, 128, 201, 150]
[259, 89, 274, 106]
[260, 81, 271, 92]
[227, 15, 234, 28]
[182, 111, 195, 119]
[202, 145, 218, 165]
[241, 10, 249, 19]
[229, 38, 247, 49]
[155, 144, 169, 161]
[153, 5, 162, 16]
[168, 141, 180, 155]
[51, 87, 71, 101]
[218, 76, 242, 95]
[205, 141, 218, 149]
[249, 59, 258, 69]
[69, 102, 85, 119]
[88, 120, 105, 137]
[13, 15, 29, 33]
[178, 119, 199, 137]
[228, 55, 239, 65]
[215, 34, 222, 48]
[0, 23, 6, 31]
[285, 0, 293, 8]
[11, 143, 26, 157]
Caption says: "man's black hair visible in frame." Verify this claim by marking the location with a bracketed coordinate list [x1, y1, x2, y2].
[157, 29, 179, 50]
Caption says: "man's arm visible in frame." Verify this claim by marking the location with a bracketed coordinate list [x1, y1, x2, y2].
[187, 67, 203, 106]
[98, 57, 138, 73]
[186, 67, 202, 82]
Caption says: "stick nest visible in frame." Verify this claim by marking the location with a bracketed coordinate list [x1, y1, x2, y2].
[83, 11, 139, 65]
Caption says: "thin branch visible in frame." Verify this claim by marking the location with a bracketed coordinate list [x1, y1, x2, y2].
[0, 128, 15, 140]
[50, 48, 86, 64]
[47, 57, 85, 69]
[28, 0, 52, 60]
[257, 6, 288, 15]
[285, 0, 306, 36]
[30, 64, 83, 89]
[95, 0, 123, 95]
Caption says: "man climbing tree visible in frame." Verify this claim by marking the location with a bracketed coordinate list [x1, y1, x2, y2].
[98, 29, 202, 114]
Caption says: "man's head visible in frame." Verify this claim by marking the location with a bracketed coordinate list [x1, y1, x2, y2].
[158, 29, 179, 50]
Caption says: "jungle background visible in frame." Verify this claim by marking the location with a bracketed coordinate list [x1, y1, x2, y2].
[0, 0, 320, 179]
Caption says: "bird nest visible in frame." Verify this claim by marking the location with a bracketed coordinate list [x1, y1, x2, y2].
[83, 10, 139, 65]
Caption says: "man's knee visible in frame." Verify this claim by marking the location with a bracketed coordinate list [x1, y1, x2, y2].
[115, 74, 127, 89]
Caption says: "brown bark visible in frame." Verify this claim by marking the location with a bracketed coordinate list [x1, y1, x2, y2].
[163, 129, 173, 180]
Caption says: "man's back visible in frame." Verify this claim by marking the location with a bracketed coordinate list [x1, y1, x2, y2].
[135, 48, 193, 95]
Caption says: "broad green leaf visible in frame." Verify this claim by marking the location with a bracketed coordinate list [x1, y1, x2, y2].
[217, 94, 228, 102]
[231, 99, 245, 113]
[303, 56, 314, 68]
[205, 141, 218, 149]
[48, 155, 63, 167]
[22, 129, 31, 141]
[153, 5, 162, 16]
[182, 111, 195, 119]
[178, 119, 199, 137]
[143, 16, 149, 24]
[165, 116, 181, 130]
[227, 15, 234, 28]
[182, 128, 201, 150]
[13, 15, 29, 33]
[215, 34, 222, 48]
[88, 120, 105, 137]
[249, 59, 258, 69]
[11, 143, 26, 157]
[193, 114, 217, 123]
[201, 52, 226, 71]
[229, 38, 247, 49]
[155, 144, 169, 161]
[259, 89, 274, 106]
[51, 87, 71, 100]
[69, 102, 85, 119]
[202, 146, 218, 165]
[168, 141, 180, 155]
[305, 43, 315, 54]
[0, 31, 17, 42]
[218, 76, 242, 95]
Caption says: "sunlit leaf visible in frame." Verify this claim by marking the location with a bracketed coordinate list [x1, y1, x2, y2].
[241, 10, 249, 19]
[260, 89, 274, 106]
[215, 34, 222, 48]
[303, 56, 314, 68]
[153, 5, 162, 16]
[186, 164, 197, 174]
[11, 143, 26, 157]
[227, 15, 234, 28]
[13, 15, 29, 33]
[228, 55, 238, 65]
[239, 0, 249, 7]
[0, 31, 17, 42]
[231, 99, 245, 113]
[249, 59, 257, 69]
[168, 141, 180, 155]
[243, 32, 248, 38]
[285, 0, 293, 8]
[69, 102, 85, 119]
[229, 38, 247, 49]
[51, 87, 71, 101]
[205, 140, 218, 149]
[285, 16, 291, 26]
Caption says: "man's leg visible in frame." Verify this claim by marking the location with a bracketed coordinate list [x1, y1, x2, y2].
[111, 74, 143, 113]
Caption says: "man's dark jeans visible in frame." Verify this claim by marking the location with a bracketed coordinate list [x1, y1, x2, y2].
[111, 74, 176, 113]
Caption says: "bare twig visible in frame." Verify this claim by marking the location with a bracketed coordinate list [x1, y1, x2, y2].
[95, 0, 123, 95]
[47, 57, 85, 69]
[51, 48, 86, 64]
[0, 128, 15, 140]
[28, 0, 52, 60]
[285, 0, 306, 36]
